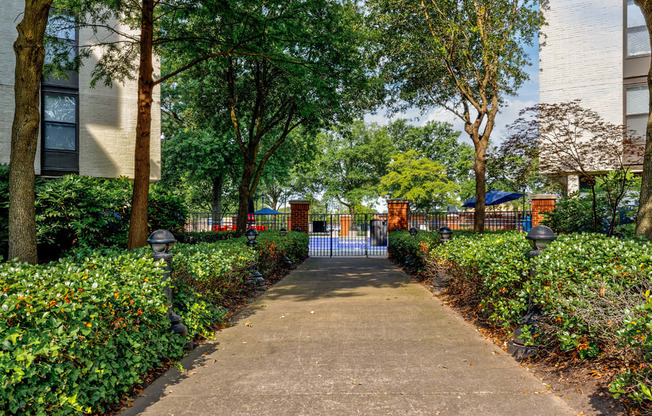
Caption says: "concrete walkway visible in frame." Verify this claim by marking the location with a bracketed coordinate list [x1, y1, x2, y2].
[121, 258, 577, 416]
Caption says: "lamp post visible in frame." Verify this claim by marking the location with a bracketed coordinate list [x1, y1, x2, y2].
[147, 230, 188, 338]
[245, 228, 266, 290]
[246, 228, 259, 247]
[508, 225, 556, 359]
[438, 226, 452, 244]
[409, 227, 418, 237]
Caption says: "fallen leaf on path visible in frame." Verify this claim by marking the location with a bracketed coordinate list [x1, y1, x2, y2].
[188, 371, 197, 375]
[244, 321, 253, 327]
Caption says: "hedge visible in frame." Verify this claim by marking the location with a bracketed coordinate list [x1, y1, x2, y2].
[175, 230, 236, 244]
[0, 169, 187, 261]
[391, 230, 652, 405]
[0, 231, 308, 415]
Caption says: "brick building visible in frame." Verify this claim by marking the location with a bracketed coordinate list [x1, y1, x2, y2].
[0, 3, 161, 179]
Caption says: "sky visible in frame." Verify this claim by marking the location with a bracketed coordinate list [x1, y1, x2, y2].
[363, 38, 540, 147]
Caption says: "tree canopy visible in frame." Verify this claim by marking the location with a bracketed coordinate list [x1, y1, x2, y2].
[367, 0, 544, 232]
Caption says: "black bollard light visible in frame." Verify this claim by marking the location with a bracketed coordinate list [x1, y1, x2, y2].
[508, 225, 556, 359]
[294, 227, 302, 232]
[244, 228, 266, 290]
[279, 227, 288, 237]
[246, 228, 259, 247]
[438, 226, 453, 244]
[147, 230, 188, 338]
[409, 227, 418, 237]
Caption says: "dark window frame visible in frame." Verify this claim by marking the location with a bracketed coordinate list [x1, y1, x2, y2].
[41, 13, 79, 175]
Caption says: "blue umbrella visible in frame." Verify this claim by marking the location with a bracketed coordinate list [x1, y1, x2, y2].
[254, 207, 282, 215]
[462, 190, 525, 208]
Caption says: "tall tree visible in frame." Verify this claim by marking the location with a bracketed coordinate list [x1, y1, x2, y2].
[633, 1, 652, 240]
[311, 121, 395, 214]
[388, 119, 475, 202]
[368, 0, 544, 233]
[58, 0, 273, 248]
[8, 0, 54, 263]
[169, 1, 374, 235]
[380, 150, 459, 211]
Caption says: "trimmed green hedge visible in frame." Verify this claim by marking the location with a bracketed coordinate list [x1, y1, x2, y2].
[175, 230, 236, 244]
[0, 231, 308, 415]
[388, 230, 440, 272]
[0, 252, 184, 415]
[394, 230, 652, 405]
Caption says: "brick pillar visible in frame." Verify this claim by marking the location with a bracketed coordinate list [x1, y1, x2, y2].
[531, 194, 557, 227]
[340, 215, 350, 237]
[387, 199, 410, 231]
[289, 200, 310, 233]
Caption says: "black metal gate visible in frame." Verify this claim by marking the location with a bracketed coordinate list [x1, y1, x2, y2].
[308, 213, 388, 257]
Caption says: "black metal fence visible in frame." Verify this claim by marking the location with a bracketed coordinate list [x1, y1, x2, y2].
[308, 213, 388, 257]
[185, 212, 290, 232]
[408, 211, 533, 232]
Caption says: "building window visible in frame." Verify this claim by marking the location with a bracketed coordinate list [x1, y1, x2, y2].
[43, 94, 77, 151]
[627, 1, 650, 57]
[42, 13, 79, 175]
[626, 85, 649, 140]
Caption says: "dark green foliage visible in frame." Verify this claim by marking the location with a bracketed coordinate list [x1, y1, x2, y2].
[175, 231, 237, 244]
[388, 231, 440, 272]
[0, 173, 187, 261]
[1, 232, 308, 415]
[0, 251, 186, 415]
[148, 184, 187, 233]
[395, 230, 652, 404]
[541, 194, 610, 234]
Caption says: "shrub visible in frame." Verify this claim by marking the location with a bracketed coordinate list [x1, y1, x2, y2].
[396, 231, 652, 404]
[388, 230, 439, 272]
[1, 231, 308, 415]
[175, 230, 236, 244]
[0, 173, 187, 261]
[541, 194, 608, 234]
[0, 252, 185, 415]
[432, 232, 531, 327]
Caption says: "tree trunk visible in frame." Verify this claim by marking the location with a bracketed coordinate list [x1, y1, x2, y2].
[634, 1, 652, 239]
[472, 145, 487, 234]
[127, 0, 155, 250]
[211, 174, 223, 226]
[8, 0, 53, 264]
[235, 162, 256, 236]
[589, 184, 599, 232]
[637, 65, 652, 238]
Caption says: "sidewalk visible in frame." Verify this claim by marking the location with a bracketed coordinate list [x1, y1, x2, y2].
[120, 257, 577, 416]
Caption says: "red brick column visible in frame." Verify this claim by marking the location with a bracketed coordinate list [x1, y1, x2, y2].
[387, 199, 410, 231]
[531, 194, 557, 227]
[289, 200, 310, 233]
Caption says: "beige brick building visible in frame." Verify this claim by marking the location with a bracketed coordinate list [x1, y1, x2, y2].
[539, 0, 647, 193]
[0, 2, 161, 179]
